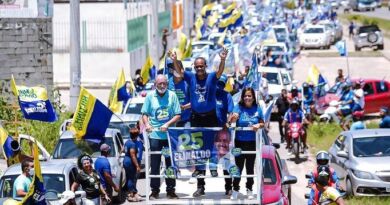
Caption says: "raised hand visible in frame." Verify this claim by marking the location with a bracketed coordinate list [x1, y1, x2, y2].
[219, 47, 228, 60]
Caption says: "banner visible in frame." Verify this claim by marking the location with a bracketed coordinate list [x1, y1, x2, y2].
[168, 128, 234, 170]
[11, 76, 57, 122]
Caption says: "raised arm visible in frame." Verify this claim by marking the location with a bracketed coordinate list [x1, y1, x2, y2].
[217, 47, 228, 79]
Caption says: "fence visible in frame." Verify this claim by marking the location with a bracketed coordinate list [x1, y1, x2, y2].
[144, 127, 263, 204]
[53, 20, 127, 53]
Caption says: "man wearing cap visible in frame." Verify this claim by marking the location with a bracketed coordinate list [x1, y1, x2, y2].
[352, 80, 364, 112]
[170, 48, 229, 197]
[94, 143, 119, 203]
[379, 107, 390, 128]
[141, 74, 181, 200]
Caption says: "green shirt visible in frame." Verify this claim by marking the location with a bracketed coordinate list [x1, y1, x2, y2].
[13, 174, 32, 201]
[141, 90, 181, 139]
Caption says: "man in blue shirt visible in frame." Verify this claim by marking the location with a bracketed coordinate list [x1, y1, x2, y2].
[94, 143, 119, 202]
[141, 74, 181, 199]
[168, 60, 191, 127]
[350, 111, 366, 131]
[379, 107, 390, 128]
[282, 100, 309, 153]
[216, 75, 234, 127]
[170, 48, 228, 197]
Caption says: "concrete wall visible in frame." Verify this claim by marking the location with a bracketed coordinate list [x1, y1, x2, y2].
[0, 18, 53, 98]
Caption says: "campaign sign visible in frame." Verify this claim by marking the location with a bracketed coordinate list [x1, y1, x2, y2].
[168, 128, 232, 168]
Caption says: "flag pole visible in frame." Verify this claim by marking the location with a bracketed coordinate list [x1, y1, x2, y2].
[345, 39, 350, 76]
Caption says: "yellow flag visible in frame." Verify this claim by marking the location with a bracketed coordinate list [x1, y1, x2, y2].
[224, 77, 235, 93]
[306, 65, 321, 86]
[11, 75, 18, 96]
[177, 33, 188, 59]
[182, 39, 192, 59]
[109, 68, 126, 113]
[141, 56, 154, 85]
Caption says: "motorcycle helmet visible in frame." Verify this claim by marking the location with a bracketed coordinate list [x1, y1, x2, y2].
[291, 85, 298, 92]
[302, 82, 309, 88]
[290, 99, 299, 107]
[315, 165, 331, 187]
[316, 151, 330, 166]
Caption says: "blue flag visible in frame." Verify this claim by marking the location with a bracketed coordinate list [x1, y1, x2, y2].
[335, 40, 347, 56]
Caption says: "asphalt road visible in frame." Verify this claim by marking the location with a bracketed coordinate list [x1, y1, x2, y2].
[349, 7, 390, 20]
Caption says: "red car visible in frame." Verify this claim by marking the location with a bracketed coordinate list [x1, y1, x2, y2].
[262, 145, 297, 205]
[316, 79, 390, 114]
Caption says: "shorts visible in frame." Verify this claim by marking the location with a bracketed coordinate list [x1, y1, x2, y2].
[352, 104, 363, 112]
[340, 108, 352, 116]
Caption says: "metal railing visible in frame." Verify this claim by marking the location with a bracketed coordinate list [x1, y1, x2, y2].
[143, 127, 263, 205]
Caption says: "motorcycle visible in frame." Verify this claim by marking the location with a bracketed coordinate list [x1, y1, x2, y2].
[304, 173, 346, 205]
[288, 122, 304, 161]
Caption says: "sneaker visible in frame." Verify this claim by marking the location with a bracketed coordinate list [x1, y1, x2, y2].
[192, 170, 204, 177]
[167, 191, 179, 199]
[247, 189, 254, 200]
[149, 191, 159, 200]
[287, 149, 292, 155]
[225, 190, 232, 196]
[210, 170, 218, 177]
[193, 187, 205, 197]
[230, 190, 239, 200]
[189, 177, 197, 184]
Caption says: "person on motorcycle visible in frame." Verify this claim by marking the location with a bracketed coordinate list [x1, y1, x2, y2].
[352, 80, 364, 112]
[336, 83, 354, 129]
[302, 82, 315, 121]
[288, 86, 302, 104]
[349, 111, 366, 131]
[308, 151, 340, 189]
[379, 107, 390, 128]
[282, 100, 309, 153]
[312, 166, 345, 205]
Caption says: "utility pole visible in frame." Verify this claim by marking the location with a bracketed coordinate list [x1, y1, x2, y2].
[150, 0, 159, 65]
[69, 0, 81, 111]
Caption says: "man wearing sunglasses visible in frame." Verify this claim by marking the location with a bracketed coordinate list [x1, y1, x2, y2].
[169, 48, 228, 198]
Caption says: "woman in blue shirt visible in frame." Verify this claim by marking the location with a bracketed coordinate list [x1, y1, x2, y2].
[228, 87, 264, 200]
[123, 123, 143, 202]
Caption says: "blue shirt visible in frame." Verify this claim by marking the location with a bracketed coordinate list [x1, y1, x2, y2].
[123, 139, 143, 167]
[340, 90, 354, 109]
[350, 121, 366, 130]
[216, 89, 234, 126]
[94, 156, 111, 189]
[168, 77, 191, 122]
[233, 104, 264, 141]
[141, 90, 181, 139]
[284, 109, 305, 123]
[380, 115, 390, 128]
[184, 71, 218, 113]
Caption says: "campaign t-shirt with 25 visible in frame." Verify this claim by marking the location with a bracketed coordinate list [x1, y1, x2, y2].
[141, 90, 181, 140]
[168, 77, 191, 122]
[234, 105, 264, 141]
[184, 71, 218, 113]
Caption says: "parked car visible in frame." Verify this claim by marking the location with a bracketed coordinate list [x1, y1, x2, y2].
[0, 161, 86, 204]
[316, 79, 390, 114]
[51, 128, 126, 203]
[262, 145, 297, 205]
[122, 95, 145, 115]
[350, 0, 377, 11]
[329, 129, 390, 196]
[353, 25, 384, 51]
[299, 24, 331, 50]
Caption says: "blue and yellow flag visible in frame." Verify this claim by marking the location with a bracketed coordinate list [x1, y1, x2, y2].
[0, 125, 13, 160]
[222, 2, 236, 19]
[195, 17, 206, 40]
[306, 65, 326, 86]
[71, 87, 113, 141]
[21, 141, 47, 205]
[201, 3, 214, 18]
[182, 39, 192, 60]
[109, 69, 130, 114]
[141, 56, 155, 85]
[11, 76, 57, 122]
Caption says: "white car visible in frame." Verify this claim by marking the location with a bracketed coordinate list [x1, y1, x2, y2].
[319, 20, 343, 44]
[257, 66, 292, 99]
[260, 42, 289, 53]
[299, 25, 331, 50]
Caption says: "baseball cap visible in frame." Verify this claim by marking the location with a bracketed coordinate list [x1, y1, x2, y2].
[219, 74, 228, 84]
[59, 191, 75, 204]
[100, 143, 111, 152]
[380, 106, 389, 113]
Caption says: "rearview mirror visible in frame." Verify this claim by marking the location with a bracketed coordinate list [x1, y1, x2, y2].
[282, 175, 297, 185]
[337, 151, 349, 159]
